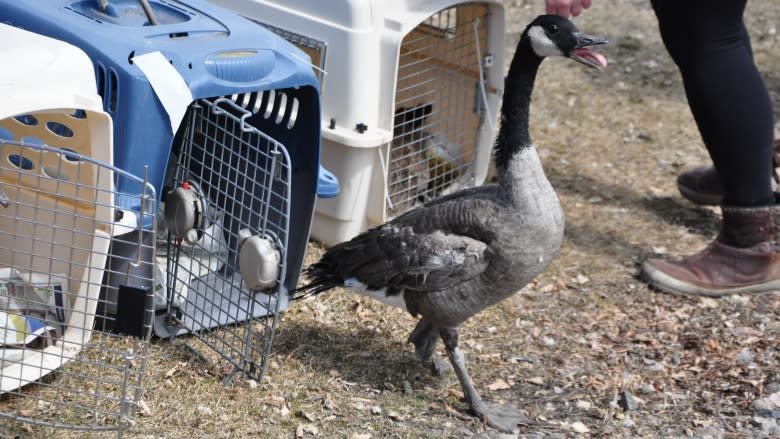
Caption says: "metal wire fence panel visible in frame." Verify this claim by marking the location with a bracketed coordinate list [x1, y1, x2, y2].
[160, 97, 290, 383]
[255, 21, 327, 84]
[389, 3, 492, 216]
[0, 139, 155, 433]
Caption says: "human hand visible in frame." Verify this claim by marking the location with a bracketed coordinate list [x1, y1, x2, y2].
[545, 0, 592, 18]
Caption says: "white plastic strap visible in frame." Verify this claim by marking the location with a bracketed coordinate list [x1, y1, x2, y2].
[132, 51, 193, 134]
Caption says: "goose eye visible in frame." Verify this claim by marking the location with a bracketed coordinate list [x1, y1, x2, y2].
[548, 24, 559, 33]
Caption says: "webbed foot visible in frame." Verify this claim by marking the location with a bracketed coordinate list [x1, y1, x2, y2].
[470, 401, 529, 433]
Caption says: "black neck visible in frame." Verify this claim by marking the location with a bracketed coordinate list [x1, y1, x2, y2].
[494, 40, 543, 173]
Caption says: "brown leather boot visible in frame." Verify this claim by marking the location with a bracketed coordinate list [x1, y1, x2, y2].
[642, 204, 780, 296]
[677, 139, 780, 206]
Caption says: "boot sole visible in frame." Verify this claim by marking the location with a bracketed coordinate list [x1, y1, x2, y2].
[677, 175, 778, 206]
[642, 261, 780, 297]
[676, 182, 722, 206]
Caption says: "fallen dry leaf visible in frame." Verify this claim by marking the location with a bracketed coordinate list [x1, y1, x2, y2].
[137, 400, 152, 417]
[487, 379, 512, 391]
[574, 273, 590, 285]
[570, 421, 590, 433]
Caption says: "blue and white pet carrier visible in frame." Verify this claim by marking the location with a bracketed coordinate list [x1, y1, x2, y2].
[0, 0, 338, 382]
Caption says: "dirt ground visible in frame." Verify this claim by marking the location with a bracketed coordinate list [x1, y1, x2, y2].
[3, 0, 780, 438]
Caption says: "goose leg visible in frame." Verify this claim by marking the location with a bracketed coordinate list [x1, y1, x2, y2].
[439, 328, 523, 433]
[408, 319, 451, 375]
[407, 319, 439, 364]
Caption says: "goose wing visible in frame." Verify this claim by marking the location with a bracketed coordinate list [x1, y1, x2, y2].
[314, 194, 500, 293]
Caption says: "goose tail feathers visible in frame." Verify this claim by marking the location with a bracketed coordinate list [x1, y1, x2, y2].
[288, 265, 343, 301]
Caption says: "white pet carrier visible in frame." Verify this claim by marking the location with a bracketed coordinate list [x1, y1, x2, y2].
[211, 0, 506, 245]
[0, 23, 155, 434]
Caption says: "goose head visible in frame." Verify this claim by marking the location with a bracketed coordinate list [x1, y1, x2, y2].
[524, 15, 608, 70]
[495, 15, 607, 173]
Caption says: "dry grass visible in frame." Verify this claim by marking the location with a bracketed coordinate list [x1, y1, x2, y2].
[3, 1, 780, 438]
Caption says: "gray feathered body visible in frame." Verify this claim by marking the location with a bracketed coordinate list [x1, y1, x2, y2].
[408, 146, 563, 327]
[298, 145, 563, 329]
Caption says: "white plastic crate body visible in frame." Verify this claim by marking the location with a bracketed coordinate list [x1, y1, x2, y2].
[209, 0, 506, 245]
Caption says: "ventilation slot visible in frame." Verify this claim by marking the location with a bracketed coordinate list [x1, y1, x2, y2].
[108, 69, 119, 113]
[230, 90, 300, 129]
[47, 121, 74, 138]
[95, 62, 107, 104]
[14, 114, 38, 126]
[94, 62, 120, 113]
[263, 90, 275, 119]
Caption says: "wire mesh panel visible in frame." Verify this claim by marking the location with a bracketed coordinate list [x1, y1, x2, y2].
[389, 3, 493, 215]
[0, 139, 155, 433]
[256, 21, 328, 84]
[160, 97, 291, 383]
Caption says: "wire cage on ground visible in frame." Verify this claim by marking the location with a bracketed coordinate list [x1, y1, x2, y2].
[0, 0, 335, 384]
[212, 0, 506, 245]
[0, 140, 156, 434]
[0, 23, 155, 434]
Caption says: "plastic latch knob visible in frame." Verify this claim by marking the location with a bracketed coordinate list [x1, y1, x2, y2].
[238, 229, 280, 290]
[165, 183, 206, 244]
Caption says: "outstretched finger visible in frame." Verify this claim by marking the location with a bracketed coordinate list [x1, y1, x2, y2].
[556, 4, 571, 18]
[546, 0, 571, 18]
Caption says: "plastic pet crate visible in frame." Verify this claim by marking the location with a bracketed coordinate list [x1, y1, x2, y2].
[0, 0, 334, 383]
[211, 0, 506, 245]
[0, 24, 155, 433]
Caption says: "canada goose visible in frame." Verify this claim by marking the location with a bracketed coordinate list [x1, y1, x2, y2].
[293, 15, 607, 432]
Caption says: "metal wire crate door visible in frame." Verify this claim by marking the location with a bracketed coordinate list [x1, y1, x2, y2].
[0, 139, 155, 433]
[389, 3, 494, 216]
[162, 98, 291, 382]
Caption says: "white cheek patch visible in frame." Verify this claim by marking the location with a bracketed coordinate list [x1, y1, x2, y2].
[527, 26, 563, 58]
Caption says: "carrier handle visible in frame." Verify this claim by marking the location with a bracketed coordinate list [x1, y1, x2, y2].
[94, 0, 156, 24]
[95, 0, 118, 17]
[137, 0, 158, 26]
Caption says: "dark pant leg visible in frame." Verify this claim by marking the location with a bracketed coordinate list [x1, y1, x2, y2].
[651, 0, 775, 207]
